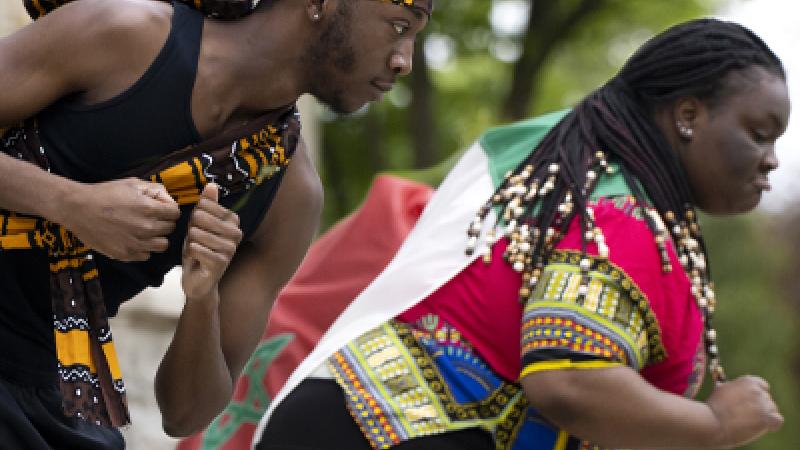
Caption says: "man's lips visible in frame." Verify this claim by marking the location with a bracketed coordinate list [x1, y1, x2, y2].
[371, 81, 394, 93]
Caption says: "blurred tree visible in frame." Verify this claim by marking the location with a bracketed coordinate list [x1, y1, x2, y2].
[502, 0, 610, 120]
[318, 0, 717, 225]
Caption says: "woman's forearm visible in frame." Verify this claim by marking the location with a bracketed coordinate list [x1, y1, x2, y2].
[523, 366, 781, 449]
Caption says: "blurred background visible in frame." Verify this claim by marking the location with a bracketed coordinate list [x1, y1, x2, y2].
[1, 0, 798, 449]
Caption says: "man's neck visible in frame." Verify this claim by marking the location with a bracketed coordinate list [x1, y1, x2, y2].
[192, 5, 311, 135]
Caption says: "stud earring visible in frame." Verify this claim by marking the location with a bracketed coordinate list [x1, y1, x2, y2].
[676, 121, 694, 139]
[312, 13, 320, 21]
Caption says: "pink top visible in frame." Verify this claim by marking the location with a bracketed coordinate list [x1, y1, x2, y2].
[399, 197, 705, 396]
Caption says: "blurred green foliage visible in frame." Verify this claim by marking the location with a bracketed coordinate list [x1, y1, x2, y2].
[702, 214, 800, 450]
[316, 1, 799, 448]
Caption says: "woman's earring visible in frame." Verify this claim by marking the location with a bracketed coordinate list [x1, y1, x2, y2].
[677, 121, 694, 139]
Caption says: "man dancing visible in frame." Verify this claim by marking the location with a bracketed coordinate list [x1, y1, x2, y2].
[0, 0, 431, 448]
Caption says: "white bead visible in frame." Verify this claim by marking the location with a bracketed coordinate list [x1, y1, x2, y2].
[519, 242, 531, 253]
[549, 163, 559, 174]
[505, 220, 517, 235]
[513, 262, 525, 272]
[579, 258, 591, 271]
[510, 185, 526, 195]
[577, 285, 589, 296]
[694, 258, 706, 271]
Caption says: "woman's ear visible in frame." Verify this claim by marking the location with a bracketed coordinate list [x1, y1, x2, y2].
[672, 97, 707, 141]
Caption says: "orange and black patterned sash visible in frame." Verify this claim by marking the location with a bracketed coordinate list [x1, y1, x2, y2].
[0, 106, 300, 426]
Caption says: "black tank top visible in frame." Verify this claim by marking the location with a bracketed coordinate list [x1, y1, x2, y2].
[39, 1, 202, 182]
[0, 2, 288, 386]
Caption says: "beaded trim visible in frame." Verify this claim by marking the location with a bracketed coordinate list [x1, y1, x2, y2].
[466, 151, 725, 383]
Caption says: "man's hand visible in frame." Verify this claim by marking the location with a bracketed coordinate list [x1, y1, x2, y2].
[181, 183, 243, 302]
[708, 375, 784, 449]
[60, 178, 180, 261]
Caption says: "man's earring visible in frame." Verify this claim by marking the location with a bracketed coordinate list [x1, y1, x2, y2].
[312, 12, 320, 21]
[677, 121, 694, 139]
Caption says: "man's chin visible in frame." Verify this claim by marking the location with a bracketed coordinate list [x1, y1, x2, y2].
[313, 92, 369, 115]
[328, 100, 366, 115]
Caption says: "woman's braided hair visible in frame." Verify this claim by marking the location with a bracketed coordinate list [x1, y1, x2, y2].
[468, 18, 785, 383]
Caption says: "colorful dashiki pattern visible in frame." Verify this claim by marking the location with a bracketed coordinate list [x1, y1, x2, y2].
[329, 313, 642, 450]
[327, 194, 698, 450]
[520, 246, 666, 378]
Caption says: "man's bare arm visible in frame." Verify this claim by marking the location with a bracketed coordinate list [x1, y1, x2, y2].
[0, 0, 182, 260]
[155, 140, 323, 436]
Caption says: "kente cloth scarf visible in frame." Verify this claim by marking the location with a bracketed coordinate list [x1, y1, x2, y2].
[0, 105, 301, 427]
[23, 0, 431, 21]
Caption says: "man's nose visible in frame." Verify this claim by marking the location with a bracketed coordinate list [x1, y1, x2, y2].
[389, 39, 414, 76]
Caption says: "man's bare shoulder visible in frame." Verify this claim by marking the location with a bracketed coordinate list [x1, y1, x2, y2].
[42, 0, 172, 47]
[23, 0, 176, 102]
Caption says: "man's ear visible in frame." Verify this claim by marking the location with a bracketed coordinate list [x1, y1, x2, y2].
[306, 0, 334, 22]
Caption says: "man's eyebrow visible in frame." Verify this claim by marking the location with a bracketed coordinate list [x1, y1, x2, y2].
[407, 0, 432, 19]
